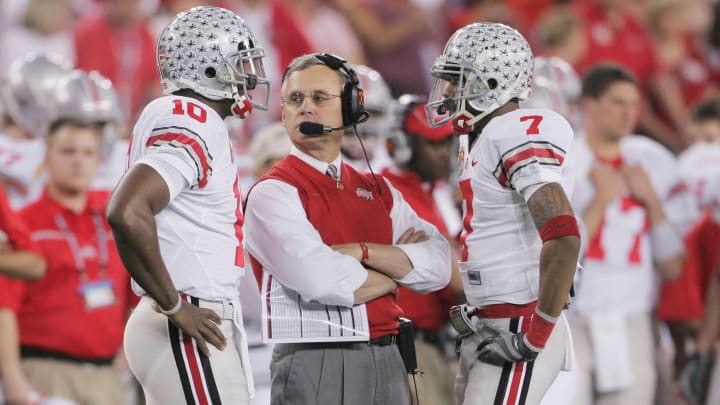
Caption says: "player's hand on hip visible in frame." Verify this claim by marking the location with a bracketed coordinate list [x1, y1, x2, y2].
[476, 322, 539, 366]
[168, 301, 227, 357]
[396, 227, 428, 244]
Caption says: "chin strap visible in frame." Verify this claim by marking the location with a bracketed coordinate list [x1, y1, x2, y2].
[231, 89, 253, 119]
[452, 112, 475, 134]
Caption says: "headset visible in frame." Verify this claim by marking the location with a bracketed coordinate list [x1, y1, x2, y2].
[315, 53, 367, 127]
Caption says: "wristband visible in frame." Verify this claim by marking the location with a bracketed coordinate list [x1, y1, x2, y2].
[539, 214, 580, 242]
[359, 242, 369, 264]
[159, 293, 183, 316]
[525, 307, 557, 350]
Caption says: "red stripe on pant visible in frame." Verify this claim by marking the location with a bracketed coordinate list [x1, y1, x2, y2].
[503, 316, 532, 405]
[182, 333, 210, 405]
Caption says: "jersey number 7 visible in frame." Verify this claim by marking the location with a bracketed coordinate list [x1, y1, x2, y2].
[520, 115, 543, 135]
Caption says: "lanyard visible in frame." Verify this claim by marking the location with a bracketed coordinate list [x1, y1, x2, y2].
[54, 213, 109, 282]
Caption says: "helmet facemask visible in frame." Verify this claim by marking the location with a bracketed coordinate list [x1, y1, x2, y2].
[222, 41, 270, 118]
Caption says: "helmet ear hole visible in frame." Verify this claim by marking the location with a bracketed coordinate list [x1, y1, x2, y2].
[487, 78, 498, 90]
[205, 67, 216, 79]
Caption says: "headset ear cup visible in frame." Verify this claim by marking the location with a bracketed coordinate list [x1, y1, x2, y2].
[341, 80, 354, 126]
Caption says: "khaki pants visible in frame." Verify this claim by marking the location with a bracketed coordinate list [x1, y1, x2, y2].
[23, 358, 124, 405]
[410, 337, 455, 405]
[570, 313, 656, 405]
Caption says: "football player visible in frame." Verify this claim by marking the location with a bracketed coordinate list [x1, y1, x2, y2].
[425, 23, 580, 405]
[107, 6, 270, 404]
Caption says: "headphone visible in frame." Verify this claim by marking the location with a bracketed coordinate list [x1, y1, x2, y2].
[387, 95, 424, 166]
[315, 53, 366, 127]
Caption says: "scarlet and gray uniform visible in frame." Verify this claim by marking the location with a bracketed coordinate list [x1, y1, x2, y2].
[455, 108, 575, 405]
[122, 95, 252, 404]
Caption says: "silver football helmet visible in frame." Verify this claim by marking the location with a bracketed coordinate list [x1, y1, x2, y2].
[52, 70, 124, 149]
[1, 53, 72, 137]
[53, 70, 123, 127]
[157, 6, 270, 118]
[524, 56, 581, 127]
[426, 23, 533, 132]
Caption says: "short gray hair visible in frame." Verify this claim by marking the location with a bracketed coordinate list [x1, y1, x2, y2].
[281, 54, 348, 93]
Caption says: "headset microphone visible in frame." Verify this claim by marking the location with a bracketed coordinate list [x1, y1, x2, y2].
[298, 112, 370, 137]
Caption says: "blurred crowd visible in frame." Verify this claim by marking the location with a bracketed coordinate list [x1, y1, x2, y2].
[3, 0, 720, 152]
[2, 0, 720, 404]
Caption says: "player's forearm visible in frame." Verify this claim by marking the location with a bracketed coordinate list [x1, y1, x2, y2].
[0, 252, 45, 280]
[107, 203, 178, 309]
[353, 270, 398, 304]
[536, 236, 580, 317]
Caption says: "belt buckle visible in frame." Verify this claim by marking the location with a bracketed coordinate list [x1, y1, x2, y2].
[221, 301, 235, 320]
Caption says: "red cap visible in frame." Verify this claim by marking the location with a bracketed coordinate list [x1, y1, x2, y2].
[403, 104, 455, 141]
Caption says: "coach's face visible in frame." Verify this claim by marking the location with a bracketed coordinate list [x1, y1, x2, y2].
[281, 65, 345, 162]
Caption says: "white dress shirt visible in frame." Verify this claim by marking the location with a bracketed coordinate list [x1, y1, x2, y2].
[244, 147, 451, 308]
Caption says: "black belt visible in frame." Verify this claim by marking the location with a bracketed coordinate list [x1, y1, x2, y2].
[369, 334, 397, 346]
[21, 346, 114, 366]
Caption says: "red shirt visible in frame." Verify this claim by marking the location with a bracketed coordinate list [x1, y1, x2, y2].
[658, 210, 720, 321]
[73, 14, 158, 122]
[382, 169, 457, 332]
[573, 1, 659, 89]
[0, 190, 133, 359]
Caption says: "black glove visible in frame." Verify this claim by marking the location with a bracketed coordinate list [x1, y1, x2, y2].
[476, 322, 539, 366]
[678, 352, 709, 405]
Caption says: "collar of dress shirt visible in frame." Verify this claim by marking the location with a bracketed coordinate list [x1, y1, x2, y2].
[290, 146, 343, 178]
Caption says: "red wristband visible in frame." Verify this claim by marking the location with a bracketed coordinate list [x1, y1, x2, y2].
[526, 308, 557, 350]
[359, 242, 369, 264]
[539, 214, 580, 242]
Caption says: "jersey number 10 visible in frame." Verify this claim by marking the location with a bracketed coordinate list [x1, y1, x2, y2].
[172, 99, 208, 123]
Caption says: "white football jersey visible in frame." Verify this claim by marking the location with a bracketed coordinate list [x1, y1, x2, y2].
[570, 135, 683, 315]
[0, 135, 46, 209]
[678, 142, 720, 221]
[458, 108, 574, 306]
[127, 95, 244, 301]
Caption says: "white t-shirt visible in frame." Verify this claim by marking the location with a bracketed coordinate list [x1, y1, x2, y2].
[127, 95, 244, 301]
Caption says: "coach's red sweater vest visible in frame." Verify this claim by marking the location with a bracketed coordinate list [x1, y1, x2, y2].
[257, 155, 402, 338]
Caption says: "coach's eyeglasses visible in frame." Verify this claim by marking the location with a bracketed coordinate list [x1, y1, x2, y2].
[282, 91, 341, 108]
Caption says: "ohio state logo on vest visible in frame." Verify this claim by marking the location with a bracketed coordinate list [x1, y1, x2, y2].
[355, 187, 374, 201]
